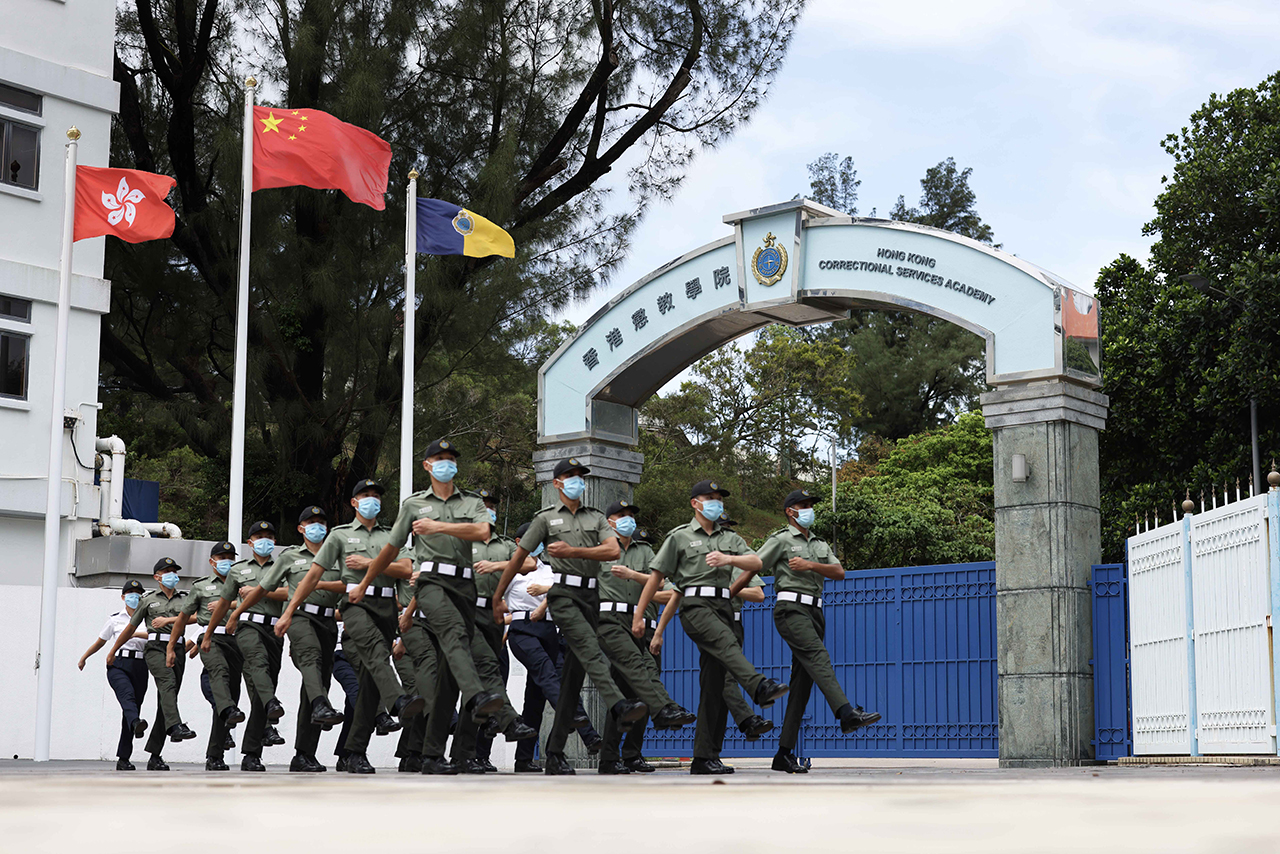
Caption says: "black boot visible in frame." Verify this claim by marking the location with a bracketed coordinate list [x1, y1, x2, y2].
[481, 716, 501, 739]
[398, 753, 423, 773]
[502, 719, 537, 741]
[311, 696, 344, 726]
[375, 711, 401, 735]
[289, 753, 324, 772]
[240, 754, 266, 772]
[205, 756, 230, 771]
[838, 703, 882, 733]
[581, 731, 603, 755]
[543, 752, 575, 775]
[263, 725, 286, 746]
[457, 758, 488, 775]
[771, 749, 807, 774]
[115, 758, 135, 771]
[132, 719, 148, 739]
[345, 752, 375, 774]
[420, 756, 458, 775]
[597, 759, 631, 775]
[571, 711, 591, 730]
[167, 723, 197, 742]
[610, 699, 649, 733]
[709, 758, 735, 774]
[479, 758, 498, 773]
[146, 754, 169, 771]
[514, 759, 542, 773]
[739, 714, 774, 740]
[651, 703, 696, 730]
[752, 678, 789, 708]
[223, 732, 236, 751]
[390, 693, 426, 724]
[464, 691, 504, 720]
[623, 757, 655, 773]
[264, 698, 286, 723]
[220, 705, 246, 727]
[689, 757, 733, 775]
[335, 754, 349, 772]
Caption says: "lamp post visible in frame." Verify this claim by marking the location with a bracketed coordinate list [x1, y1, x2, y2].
[1181, 273, 1262, 493]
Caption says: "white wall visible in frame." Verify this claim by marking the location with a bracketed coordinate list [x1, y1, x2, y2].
[0, 585, 529, 769]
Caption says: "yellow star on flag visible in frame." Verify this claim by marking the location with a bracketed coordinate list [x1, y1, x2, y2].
[291, 110, 300, 115]
[260, 111, 284, 133]
[288, 135, 297, 140]
[298, 125, 307, 132]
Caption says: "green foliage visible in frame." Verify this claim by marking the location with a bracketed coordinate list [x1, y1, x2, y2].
[890, 156, 996, 245]
[125, 446, 224, 540]
[806, 152, 860, 215]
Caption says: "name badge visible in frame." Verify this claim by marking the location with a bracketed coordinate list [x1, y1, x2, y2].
[791, 546, 802, 552]
[689, 540, 703, 547]
[347, 537, 362, 544]
[549, 519, 564, 527]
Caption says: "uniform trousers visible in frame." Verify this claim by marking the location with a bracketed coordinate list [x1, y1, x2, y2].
[200, 633, 243, 758]
[774, 601, 850, 749]
[331, 648, 359, 759]
[287, 612, 338, 756]
[678, 599, 767, 761]
[597, 615, 674, 763]
[343, 598, 402, 754]
[476, 644, 509, 763]
[430, 611, 518, 762]
[393, 634, 424, 758]
[417, 581, 487, 760]
[545, 587, 626, 756]
[236, 622, 282, 757]
[722, 616, 755, 729]
[106, 657, 148, 761]
[142, 642, 185, 756]
[507, 617, 599, 763]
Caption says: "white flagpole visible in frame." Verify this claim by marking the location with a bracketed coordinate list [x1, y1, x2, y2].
[228, 76, 256, 550]
[400, 170, 418, 504]
[34, 126, 80, 761]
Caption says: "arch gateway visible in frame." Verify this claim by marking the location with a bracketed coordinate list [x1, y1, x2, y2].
[535, 199, 1108, 768]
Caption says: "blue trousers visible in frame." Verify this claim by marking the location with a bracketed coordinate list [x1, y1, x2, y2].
[331, 648, 360, 758]
[507, 619, 600, 762]
[106, 658, 148, 761]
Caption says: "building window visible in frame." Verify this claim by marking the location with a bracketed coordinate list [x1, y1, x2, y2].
[0, 83, 42, 115]
[0, 82, 42, 191]
[1, 330, 29, 400]
[0, 295, 31, 322]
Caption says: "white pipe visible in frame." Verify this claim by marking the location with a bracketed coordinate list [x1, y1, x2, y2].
[401, 170, 418, 504]
[96, 450, 112, 522]
[35, 127, 79, 762]
[142, 521, 182, 539]
[227, 76, 256, 552]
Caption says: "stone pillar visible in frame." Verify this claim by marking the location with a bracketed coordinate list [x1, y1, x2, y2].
[532, 438, 642, 767]
[980, 380, 1109, 768]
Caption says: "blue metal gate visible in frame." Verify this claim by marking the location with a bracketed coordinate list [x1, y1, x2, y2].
[1090, 562, 1132, 759]
[644, 561, 998, 758]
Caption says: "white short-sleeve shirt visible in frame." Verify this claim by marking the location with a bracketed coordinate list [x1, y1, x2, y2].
[505, 561, 555, 613]
[101, 610, 146, 653]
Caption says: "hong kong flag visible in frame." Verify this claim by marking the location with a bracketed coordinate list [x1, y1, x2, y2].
[73, 166, 177, 243]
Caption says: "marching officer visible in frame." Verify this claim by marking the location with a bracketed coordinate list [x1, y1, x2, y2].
[234, 506, 347, 772]
[279, 478, 422, 774]
[634, 479, 789, 775]
[106, 557, 197, 770]
[730, 488, 881, 773]
[78, 580, 151, 770]
[168, 542, 246, 770]
[493, 456, 647, 775]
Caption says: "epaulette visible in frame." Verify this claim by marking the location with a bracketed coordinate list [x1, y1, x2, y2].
[535, 505, 557, 515]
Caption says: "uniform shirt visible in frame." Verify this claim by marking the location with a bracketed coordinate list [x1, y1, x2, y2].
[472, 534, 517, 599]
[505, 561, 555, 613]
[222, 555, 282, 618]
[100, 610, 146, 653]
[650, 517, 754, 599]
[756, 525, 838, 598]
[519, 500, 615, 580]
[731, 567, 764, 614]
[313, 518, 407, 605]
[389, 486, 489, 594]
[260, 543, 342, 610]
[124, 588, 189, 635]
[181, 572, 233, 627]
[598, 538, 659, 620]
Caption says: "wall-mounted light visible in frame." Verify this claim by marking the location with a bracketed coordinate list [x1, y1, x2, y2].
[1012, 454, 1028, 483]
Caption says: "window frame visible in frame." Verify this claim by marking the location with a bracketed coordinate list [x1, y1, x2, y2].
[1, 117, 41, 191]
[0, 295, 32, 323]
[0, 328, 32, 401]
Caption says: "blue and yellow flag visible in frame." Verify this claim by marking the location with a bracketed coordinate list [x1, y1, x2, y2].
[415, 198, 514, 258]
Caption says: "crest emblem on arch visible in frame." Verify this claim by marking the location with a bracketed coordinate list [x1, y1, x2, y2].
[752, 232, 788, 286]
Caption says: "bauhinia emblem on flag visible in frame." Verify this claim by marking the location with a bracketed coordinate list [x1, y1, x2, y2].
[251, 106, 392, 210]
[416, 198, 515, 258]
[73, 166, 177, 243]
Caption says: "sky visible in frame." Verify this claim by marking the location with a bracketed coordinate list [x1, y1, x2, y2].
[557, 0, 1280, 333]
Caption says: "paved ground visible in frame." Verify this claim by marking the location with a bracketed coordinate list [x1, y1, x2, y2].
[5, 758, 1280, 853]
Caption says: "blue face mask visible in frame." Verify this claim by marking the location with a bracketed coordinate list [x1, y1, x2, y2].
[124, 593, 141, 610]
[252, 539, 275, 557]
[356, 496, 381, 519]
[487, 509, 497, 524]
[431, 459, 458, 482]
[160, 572, 180, 590]
[304, 523, 327, 543]
[532, 543, 545, 557]
[560, 476, 586, 501]
[796, 508, 815, 528]
[699, 499, 724, 522]
[614, 516, 637, 537]
[215, 559, 232, 576]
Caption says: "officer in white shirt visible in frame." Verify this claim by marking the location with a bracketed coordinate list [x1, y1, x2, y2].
[78, 580, 151, 770]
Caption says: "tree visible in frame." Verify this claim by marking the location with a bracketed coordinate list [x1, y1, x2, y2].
[104, 0, 807, 538]
[806, 152, 861, 215]
[891, 156, 996, 244]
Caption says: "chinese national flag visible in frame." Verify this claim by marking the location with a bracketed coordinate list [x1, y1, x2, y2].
[251, 107, 392, 210]
[73, 166, 176, 243]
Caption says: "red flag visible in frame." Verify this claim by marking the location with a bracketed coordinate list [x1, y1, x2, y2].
[251, 106, 391, 210]
[73, 166, 176, 243]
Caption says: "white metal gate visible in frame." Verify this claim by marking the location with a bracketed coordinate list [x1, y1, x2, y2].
[1128, 523, 1192, 755]
[1189, 499, 1276, 754]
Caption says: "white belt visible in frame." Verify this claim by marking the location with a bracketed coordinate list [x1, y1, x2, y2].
[510, 610, 553, 624]
[301, 603, 336, 618]
[117, 649, 144, 659]
[209, 625, 227, 634]
[346, 583, 395, 598]
[733, 612, 741, 622]
[242, 612, 280, 626]
[475, 596, 491, 608]
[552, 573, 597, 589]
[777, 591, 823, 608]
[599, 601, 634, 614]
[420, 561, 473, 580]
[644, 618, 658, 630]
[682, 586, 730, 599]
[147, 632, 171, 642]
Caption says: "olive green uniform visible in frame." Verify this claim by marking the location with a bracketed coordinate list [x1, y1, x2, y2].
[261, 543, 342, 756]
[519, 501, 627, 757]
[181, 573, 241, 758]
[757, 525, 848, 750]
[221, 555, 282, 758]
[387, 486, 501, 761]
[596, 538, 677, 763]
[723, 568, 765, 730]
[123, 587, 189, 756]
[312, 519, 409, 754]
[651, 518, 770, 761]
[395, 576, 434, 759]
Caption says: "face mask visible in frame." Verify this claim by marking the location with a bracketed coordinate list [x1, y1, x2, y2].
[304, 523, 327, 543]
[560, 476, 586, 501]
[215, 559, 232, 576]
[796, 508, 815, 528]
[699, 499, 724, 522]
[357, 496, 381, 518]
[614, 516, 637, 537]
[487, 509, 497, 524]
[124, 593, 141, 610]
[160, 572, 180, 590]
[252, 539, 275, 557]
[532, 543, 545, 557]
[431, 459, 458, 482]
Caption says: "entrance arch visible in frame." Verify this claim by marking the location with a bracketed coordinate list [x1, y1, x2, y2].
[536, 199, 1109, 767]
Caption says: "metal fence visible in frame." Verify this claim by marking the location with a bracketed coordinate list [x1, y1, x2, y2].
[643, 561, 998, 759]
[1090, 562, 1131, 760]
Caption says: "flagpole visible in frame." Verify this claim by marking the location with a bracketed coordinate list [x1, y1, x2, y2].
[228, 76, 256, 550]
[400, 170, 418, 505]
[34, 127, 80, 761]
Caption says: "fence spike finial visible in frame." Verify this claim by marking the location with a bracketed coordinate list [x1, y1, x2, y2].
[1269, 459, 1280, 490]
[1182, 490, 1195, 515]
[1135, 514, 1140, 536]
[1236, 478, 1241, 502]
[1200, 489, 1205, 513]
